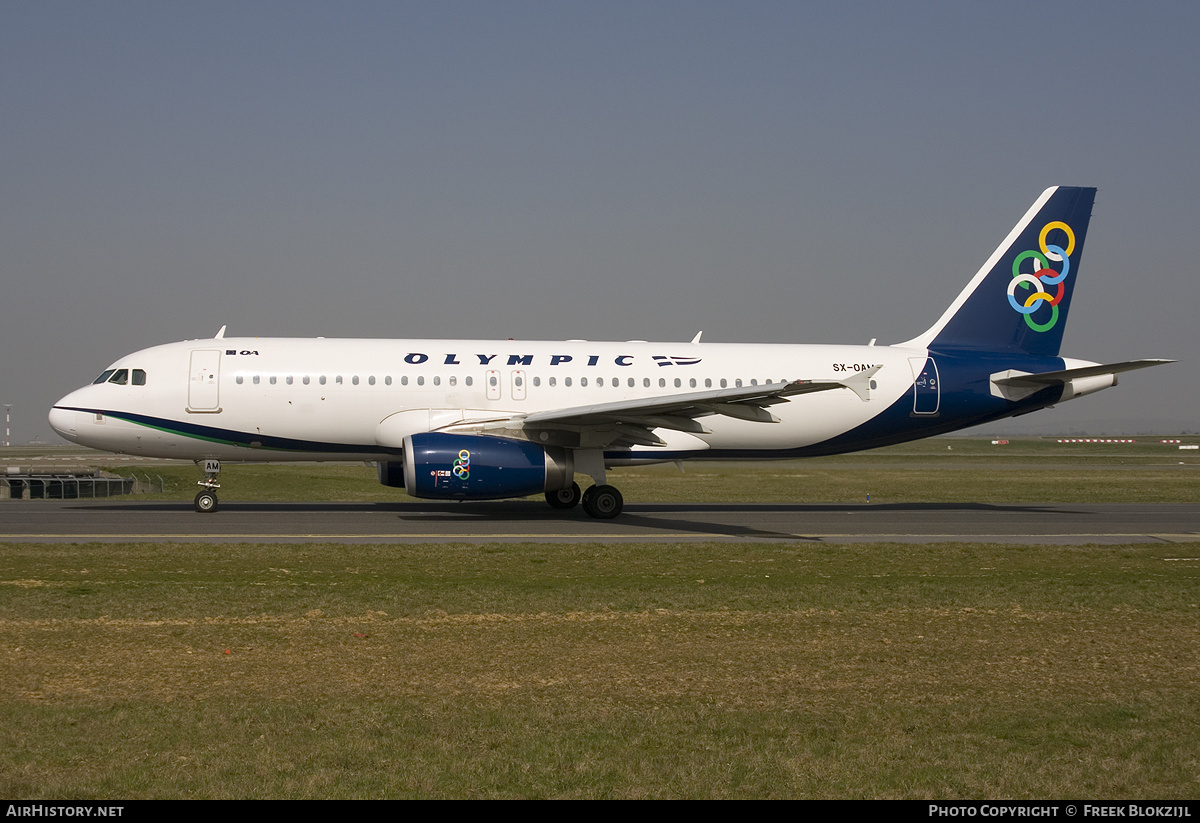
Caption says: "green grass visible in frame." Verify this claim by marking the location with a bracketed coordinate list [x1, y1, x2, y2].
[7, 436, 1200, 505]
[1, 540, 1197, 798]
[21, 433, 1184, 505]
[97, 461, 1200, 505]
[3, 439, 1197, 797]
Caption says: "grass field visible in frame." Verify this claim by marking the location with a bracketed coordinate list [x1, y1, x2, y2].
[7, 435, 1196, 505]
[1, 439, 1198, 798]
[1, 539, 1197, 799]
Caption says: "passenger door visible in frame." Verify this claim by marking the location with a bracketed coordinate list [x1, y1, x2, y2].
[188, 350, 221, 412]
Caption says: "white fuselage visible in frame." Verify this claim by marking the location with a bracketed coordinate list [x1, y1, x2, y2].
[49, 336, 923, 463]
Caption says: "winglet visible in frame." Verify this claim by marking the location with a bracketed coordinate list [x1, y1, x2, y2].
[691, 331, 703, 344]
[214, 325, 227, 339]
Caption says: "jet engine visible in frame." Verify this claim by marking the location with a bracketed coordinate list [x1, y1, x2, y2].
[391, 432, 573, 500]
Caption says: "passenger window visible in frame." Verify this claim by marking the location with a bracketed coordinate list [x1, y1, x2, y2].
[720, 378, 728, 388]
[336, 376, 343, 385]
[369, 376, 376, 385]
[531, 377, 538, 387]
[133, 369, 147, 386]
[253, 375, 260, 385]
[549, 377, 556, 387]
[581, 377, 588, 387]
[596, 377, 603, 387]
[565, 377, 572, 387]
[352, 376, 359, 385]
[659, 378, 666, 388]
[417, 376, 424, 386]
[674, 378, 681, 388]
[689, 378, 697, 388]
[286, 376, 293, 385]
[319, 376, 327, 385]
[385, 376, 392, 386]
[433, 376, 441, 386]
[303, 376, 310, 385]
[401, 376, 408, 386]
[236, 375, 244, 385]
[270, 376, 277, 385]
[643, 378, 650, 388]
[465, 376, 473, 387]
[93, 370, 116, 384]
[705, 378, 712, 388]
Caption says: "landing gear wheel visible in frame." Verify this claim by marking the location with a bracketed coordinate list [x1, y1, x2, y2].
[545, 482, 582, 510]
[194, 490, 219, 513]
[581, 484, 623, 519]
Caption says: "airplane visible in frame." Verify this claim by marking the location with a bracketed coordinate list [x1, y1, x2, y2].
[48, 186, 1171, 518]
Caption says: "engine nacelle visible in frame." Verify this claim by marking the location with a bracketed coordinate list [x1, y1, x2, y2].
[402, 433, 573, 500]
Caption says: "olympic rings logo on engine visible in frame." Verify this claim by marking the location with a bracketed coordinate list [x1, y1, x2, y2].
[1007, 220, 1075, 332]
[452, 449, 470, 479]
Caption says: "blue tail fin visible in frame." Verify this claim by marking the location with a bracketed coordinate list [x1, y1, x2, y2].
[903, 186, 1097, 357]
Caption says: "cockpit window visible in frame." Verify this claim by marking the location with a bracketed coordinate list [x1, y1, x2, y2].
[93, 370, 116, 384]
[108, 369, 129, 385]
[132, 369, 146, 386]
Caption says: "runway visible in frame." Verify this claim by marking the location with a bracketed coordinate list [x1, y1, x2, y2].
[3, 499, 1199, 544]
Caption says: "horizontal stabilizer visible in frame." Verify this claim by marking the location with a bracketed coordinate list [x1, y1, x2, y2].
[990, 359, 1173, 402]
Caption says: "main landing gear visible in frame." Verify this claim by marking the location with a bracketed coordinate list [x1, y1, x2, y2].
[545, 482, 623, 519]
[545, 482, 582, 510]
[582, 484, 623, 519]
[194, 459, 221, 513]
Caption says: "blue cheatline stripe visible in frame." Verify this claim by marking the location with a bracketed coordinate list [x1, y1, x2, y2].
[56, 406, 400, 456]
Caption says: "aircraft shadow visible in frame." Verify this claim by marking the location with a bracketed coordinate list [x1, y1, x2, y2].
[60, 499, 1096, 542]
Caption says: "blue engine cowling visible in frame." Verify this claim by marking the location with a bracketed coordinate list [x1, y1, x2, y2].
[400, 433, 573, 500]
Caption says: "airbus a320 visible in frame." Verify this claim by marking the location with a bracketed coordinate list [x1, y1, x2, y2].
[49, 187, 1170, 517]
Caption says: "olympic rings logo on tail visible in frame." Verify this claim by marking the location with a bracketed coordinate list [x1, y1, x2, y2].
[453, 449, 470, 479]
[1007, 220, 1075, 332]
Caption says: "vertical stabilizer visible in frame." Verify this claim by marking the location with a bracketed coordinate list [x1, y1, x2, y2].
[901, 186, 1096, 357]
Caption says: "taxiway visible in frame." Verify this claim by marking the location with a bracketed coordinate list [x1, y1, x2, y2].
[2, 500, 1198, 544]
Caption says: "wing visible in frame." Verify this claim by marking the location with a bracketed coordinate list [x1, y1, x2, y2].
[441, 367, 880, 449]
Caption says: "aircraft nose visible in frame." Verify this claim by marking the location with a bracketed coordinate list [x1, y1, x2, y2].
[48, 400, 81, 443]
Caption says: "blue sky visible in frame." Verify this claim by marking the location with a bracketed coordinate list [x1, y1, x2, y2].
[3, 1, 1196, 442]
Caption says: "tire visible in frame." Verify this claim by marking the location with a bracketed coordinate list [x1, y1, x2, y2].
[545, 482, 582, 510]
[582, 484, 623, 519]
[194, 490, 219, 513]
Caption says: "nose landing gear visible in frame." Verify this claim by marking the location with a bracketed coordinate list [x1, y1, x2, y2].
[194, 459, 221, 513]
